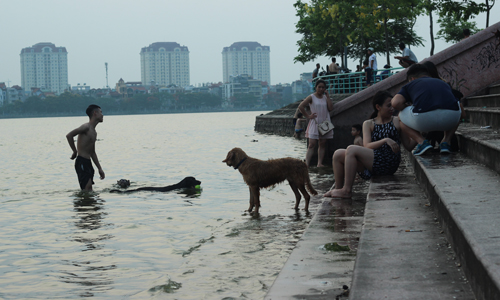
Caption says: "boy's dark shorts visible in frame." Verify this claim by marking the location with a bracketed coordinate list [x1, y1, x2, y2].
[75, 156, 94, 189]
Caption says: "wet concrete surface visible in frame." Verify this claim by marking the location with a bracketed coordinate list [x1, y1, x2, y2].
[350, 156, 475, 299]
[265, 168, 369, 299]
[410, 151, 500, 300]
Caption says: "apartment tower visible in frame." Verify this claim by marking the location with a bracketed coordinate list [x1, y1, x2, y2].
[140, 42, 190, 88]
[222, 42, 270, 84]
[20, 43, 68, 95]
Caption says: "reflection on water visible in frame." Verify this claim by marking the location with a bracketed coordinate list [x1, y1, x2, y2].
[59, 193, 116, 297]
[0, 112, 329, 299]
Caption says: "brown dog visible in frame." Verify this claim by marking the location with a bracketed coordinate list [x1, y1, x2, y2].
[223, 147, 317, 213]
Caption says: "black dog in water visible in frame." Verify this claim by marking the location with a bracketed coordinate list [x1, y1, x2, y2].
[110, 176, 201, 193]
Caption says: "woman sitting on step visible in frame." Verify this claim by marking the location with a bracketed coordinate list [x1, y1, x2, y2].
[324, 90, 416, 199]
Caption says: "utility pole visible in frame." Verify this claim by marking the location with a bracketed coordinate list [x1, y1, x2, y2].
[105, 62, 109, 88]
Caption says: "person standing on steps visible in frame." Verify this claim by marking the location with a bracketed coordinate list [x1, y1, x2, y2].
[299, 79, 334, 168]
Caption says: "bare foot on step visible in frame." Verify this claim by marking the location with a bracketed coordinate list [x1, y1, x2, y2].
[326, 188, 352, 199]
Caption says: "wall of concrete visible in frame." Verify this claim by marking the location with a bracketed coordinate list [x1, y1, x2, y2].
[331, 22, 500, 152]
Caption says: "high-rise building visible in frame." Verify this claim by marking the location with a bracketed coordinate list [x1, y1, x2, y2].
[20, 43, 68, 95]
[140, 42, 190, 88]
[222, 42, 270, 84]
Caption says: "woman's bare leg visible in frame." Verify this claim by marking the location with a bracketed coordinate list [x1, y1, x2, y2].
[305, 139, 318, 167]
[328, 146, 374, 198]
[324, 149, 346, 197]
[317, 139, 327, 167]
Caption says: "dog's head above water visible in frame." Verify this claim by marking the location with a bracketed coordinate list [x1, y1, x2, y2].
[117, 179, 130, 188]
[179, 176, 201, 188]
[223, 148, 248, 169]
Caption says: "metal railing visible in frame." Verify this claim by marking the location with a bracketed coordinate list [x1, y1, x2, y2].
[315, 67, 404, 94]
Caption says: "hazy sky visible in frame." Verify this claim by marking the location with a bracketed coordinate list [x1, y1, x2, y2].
[1, 0, 498, 89]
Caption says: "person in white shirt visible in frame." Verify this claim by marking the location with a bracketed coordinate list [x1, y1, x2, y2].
[366, 47, 377, 86]
[394, 42, 418, 68]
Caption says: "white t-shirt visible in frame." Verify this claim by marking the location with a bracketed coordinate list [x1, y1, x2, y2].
[403, 48, 418, 63]
[369, 53, 377, 70]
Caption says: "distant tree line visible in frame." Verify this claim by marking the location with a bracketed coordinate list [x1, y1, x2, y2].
[0, 90, 299, 117]
[0, 92, 224, 117]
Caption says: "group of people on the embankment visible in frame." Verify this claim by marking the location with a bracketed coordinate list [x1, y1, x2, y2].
[298, 61, 463, 199]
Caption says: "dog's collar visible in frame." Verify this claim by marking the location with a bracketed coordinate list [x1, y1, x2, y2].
[234, 157, 247, 170]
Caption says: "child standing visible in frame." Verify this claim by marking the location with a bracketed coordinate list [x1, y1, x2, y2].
[352, 124, 363, 146]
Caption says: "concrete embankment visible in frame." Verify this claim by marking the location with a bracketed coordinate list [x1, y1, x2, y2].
[266, 154, 475, 299]
[265, 170, 368, 299]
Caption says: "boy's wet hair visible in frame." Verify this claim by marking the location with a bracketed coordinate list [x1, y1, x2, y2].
[352, 124, 362, 132]
[406, 64, 430, 81]
[86, 104, 101, 118]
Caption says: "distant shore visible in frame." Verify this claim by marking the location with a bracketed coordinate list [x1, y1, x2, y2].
[0, 107, 272, 119]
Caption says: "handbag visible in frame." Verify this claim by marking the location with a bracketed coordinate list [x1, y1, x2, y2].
[317, 119, 334, 135]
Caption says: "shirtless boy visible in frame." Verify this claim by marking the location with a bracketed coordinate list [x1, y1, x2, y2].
[66, 104, 105, 191]
[351, 124, 363, 146]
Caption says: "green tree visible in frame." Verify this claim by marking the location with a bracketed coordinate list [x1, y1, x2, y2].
[435, 0, 487, 42]
[263, 92, 283, 108]
[294, 0, 424, 68]
[355, 0, 423, 65]
[436, 18, 480, 42]
[294, 0, 358, 66]
[231, 94, 259, 108]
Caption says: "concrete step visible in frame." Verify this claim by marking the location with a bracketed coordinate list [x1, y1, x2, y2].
[465, 94, 500, 107]
[409, 151, 500, 300]
[265, 179, 369, 299]
[350, 157, 474, 300]
[488, 84, 500, 95]
[464, 107, 500, 129]
[456, 122, 500, 175]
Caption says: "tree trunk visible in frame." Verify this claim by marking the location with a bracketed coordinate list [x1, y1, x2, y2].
[486, 0, 490, 28]
[384, 17, 390, 65]
[339, 33, 345, 68]
[429, 9, 435, 56]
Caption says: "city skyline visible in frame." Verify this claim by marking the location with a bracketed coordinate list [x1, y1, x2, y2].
[1, 1, 498, 89]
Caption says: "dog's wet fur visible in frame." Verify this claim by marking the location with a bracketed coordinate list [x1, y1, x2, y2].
[117, 179, 130, 188]
[223, 147, 317, 214]
[110, 176, 200, 193]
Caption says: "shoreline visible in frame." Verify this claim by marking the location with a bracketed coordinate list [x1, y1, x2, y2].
[0, 107, 272, 120]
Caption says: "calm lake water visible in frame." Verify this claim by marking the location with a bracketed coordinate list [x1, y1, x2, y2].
[0, 112, 333, 299]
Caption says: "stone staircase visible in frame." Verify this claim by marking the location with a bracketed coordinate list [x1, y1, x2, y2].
[457, 83, 500, 174]
[402, 85, 500, 299]
[351, 83, 500, 299]
[264, 23, 500, 299]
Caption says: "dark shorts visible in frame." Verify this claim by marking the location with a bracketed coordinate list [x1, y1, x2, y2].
[75, 156, 94, 189]
[401, 58, 416, 65]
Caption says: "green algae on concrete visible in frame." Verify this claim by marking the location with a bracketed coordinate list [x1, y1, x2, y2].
[322, 242, 350, 252]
